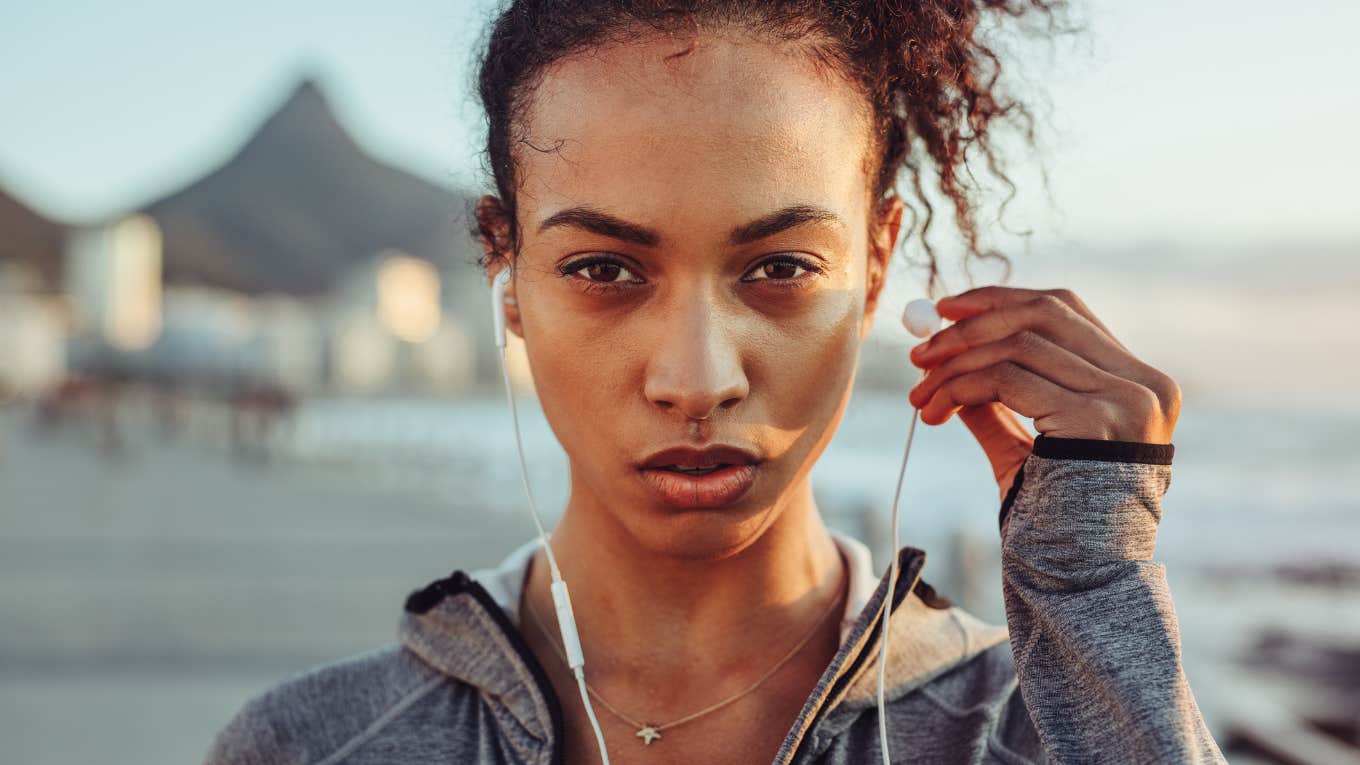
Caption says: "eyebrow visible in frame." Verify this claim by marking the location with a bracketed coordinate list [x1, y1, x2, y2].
[535, 204, 845, 248]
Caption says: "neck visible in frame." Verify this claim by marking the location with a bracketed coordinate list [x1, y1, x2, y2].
[525, 475, 845, 690]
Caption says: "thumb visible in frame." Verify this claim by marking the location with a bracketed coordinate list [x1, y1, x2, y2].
[957, 403, 1035, 494]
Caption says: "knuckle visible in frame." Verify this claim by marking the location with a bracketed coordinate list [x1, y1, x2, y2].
[1035, 293, 1070, 320]
[998, 361, 1025, 386]
[1047, 287, 1078, 305]
[997, 305, 1025, 336]
[1123, 382, 1162, 419]
[1012, 330, 1043, 355]
[1129, 364, 1178, 407]
[1149, 370, 1183, 415]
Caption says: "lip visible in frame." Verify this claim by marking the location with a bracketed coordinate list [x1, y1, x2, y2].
[635, 444, 762, 509]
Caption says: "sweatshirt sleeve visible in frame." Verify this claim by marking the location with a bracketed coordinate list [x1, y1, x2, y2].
[997, 434, 1226, 763]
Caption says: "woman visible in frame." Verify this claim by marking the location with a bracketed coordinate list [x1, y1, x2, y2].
[206, 1, 1225, 763]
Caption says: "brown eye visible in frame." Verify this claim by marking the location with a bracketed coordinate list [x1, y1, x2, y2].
[559, 256, 642, 290]
[743, 255, 818, 283]
[586, 262, 623, 282]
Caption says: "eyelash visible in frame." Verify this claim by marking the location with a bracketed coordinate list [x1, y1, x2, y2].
[558, 254, 824, 296]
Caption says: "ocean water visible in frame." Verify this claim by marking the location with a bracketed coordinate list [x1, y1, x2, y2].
[278, 387, 1360, 565]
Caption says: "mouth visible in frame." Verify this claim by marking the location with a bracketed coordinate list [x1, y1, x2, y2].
[652, 464, 729, 476]
[635, 444, 762, 508]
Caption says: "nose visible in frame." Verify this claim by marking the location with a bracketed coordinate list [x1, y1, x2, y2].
[643, 294, 749, 421]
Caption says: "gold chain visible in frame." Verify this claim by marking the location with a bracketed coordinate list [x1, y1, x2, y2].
[522, 564, 845, 745]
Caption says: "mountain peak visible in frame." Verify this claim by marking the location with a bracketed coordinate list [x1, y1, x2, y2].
[281, 76, 330, 112]
[141, 75, 467, 296]
[247, 76, 354, 152]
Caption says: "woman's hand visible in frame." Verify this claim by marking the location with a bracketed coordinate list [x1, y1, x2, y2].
[906, 286, 1182, 501]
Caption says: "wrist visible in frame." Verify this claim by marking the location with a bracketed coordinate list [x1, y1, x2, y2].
[1031, 433, 1174, 465]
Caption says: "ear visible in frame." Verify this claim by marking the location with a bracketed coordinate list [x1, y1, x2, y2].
[862, 194, 903, 339]
[477, 194, 524, 340]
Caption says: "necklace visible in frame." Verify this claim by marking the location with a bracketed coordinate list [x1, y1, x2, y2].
[523, 566, 845, 747]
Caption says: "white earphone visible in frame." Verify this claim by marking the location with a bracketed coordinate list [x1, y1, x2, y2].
[902, 297, 942, 339]
[491, 266, 613, 763]
[870, 297, 943, 764]
[492, 266, 943, 765]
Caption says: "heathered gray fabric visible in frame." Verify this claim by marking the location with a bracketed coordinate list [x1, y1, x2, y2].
[204, 444, 1226, 764]
[998, 455, 1223, 763]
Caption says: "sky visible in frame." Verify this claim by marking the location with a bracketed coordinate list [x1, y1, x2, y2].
[2, 0, 1357, 242]
[2, 0, 1358, 396]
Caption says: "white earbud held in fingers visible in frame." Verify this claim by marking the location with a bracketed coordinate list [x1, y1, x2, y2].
[873, 297, 941, 765]
[902, 298, 941, 339]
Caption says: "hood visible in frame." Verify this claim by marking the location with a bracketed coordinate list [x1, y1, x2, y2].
[397, 531, 1008, 756]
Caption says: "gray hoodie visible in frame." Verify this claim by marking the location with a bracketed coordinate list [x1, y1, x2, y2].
[203, 434, 1227, 763]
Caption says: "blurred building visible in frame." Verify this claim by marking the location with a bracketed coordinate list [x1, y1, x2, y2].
[330, 250, 475, 393]
[0, 190, 69, 398]
[66, 214, 163, 352]
[1, 78, 507, 399]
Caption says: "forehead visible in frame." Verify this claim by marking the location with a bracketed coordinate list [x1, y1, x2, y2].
[515, 31, 874, 234]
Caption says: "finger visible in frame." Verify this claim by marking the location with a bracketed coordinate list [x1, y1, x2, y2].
[912, 293, 1154, 387]
[1045, 288, 1124, 348]
[956, 402, 1033, 451]
[917, 361, 1083, 423]
[938, 285, 1123, 343]
[909, 330, 1126, 409]
[955, 402, 1035, 484]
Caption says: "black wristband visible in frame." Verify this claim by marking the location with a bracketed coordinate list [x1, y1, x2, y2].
[1031, 433, 1174, 465]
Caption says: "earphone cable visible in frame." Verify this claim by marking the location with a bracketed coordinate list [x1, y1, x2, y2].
[525, 561, 845, 738]
[498, 346, 612, 765]
[878, 368, 924, 765]
[499, 348, 563, 581]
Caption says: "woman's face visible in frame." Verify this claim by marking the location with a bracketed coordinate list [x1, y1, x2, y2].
[485, 30, 900, 560]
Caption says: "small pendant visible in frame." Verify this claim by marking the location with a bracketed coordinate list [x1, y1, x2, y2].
[636, 725, 662, 745]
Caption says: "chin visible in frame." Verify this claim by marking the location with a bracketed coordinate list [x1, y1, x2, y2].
[622, 498, 779, 562]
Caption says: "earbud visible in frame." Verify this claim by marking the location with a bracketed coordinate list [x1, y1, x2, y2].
[902, 298, 941, 339]
[488, 264, 612, 765]
[875, 296, 940, 765]
[491, 268, 512, 349]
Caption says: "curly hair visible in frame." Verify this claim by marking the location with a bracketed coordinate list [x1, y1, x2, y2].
[471, 0, 1076, 298]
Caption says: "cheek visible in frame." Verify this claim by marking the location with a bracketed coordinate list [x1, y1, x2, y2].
[514, 286, 640, 451]
[751, 289, 864, 419]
